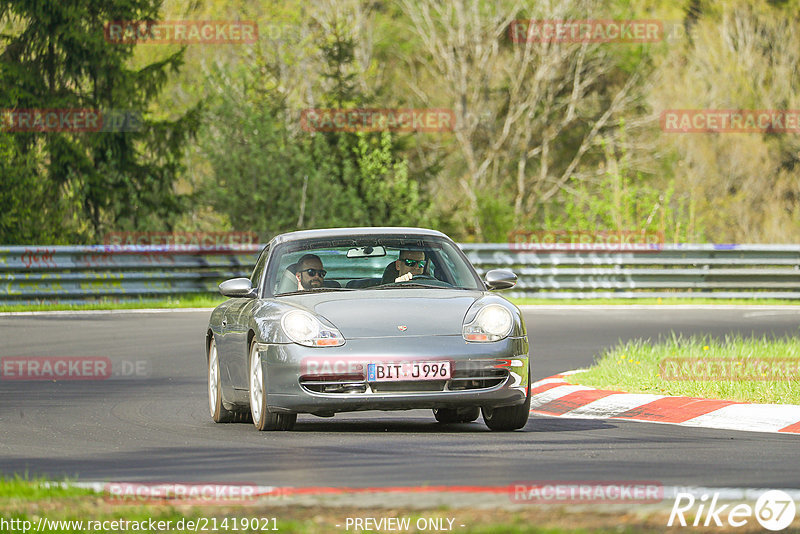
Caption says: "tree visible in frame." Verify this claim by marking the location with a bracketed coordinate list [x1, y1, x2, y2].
[197, 2, 430, 238]
[399, 0, 653, 240]
[311, 13, 430, 228]
[0, 0, 199, 244]
[650, 0, 800, 242]
[199, 65, 428, 237]
[0, 131, 69, 243]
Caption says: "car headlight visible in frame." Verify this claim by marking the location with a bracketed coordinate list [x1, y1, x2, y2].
[463, 304, 513, 342]
[281, 310, 345, 347]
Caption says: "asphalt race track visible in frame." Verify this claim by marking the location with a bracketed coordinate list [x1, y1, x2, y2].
[1, 308, 799, 489]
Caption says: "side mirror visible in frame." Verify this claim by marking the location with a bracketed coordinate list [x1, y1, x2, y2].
[484, 269, 517, 290]
[219, 277, 256, 298]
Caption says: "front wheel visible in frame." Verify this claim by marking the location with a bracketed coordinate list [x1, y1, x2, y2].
[482, 368, 531, 431]
[208, 338, 235, 423]
[249, 341, 296, 431]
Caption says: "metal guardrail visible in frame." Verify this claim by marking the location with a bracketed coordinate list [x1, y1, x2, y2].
[0, 245, 259, 303]
[1, 244, 799, 303]
[463, 244, 800, 299]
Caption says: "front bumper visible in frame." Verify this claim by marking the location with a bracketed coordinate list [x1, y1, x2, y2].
[253, 334, 529, 415]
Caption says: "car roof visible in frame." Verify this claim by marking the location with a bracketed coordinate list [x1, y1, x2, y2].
[268, 227, 449, 245]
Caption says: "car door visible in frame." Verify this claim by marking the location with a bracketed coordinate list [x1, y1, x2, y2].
[224, 244, 270, 391]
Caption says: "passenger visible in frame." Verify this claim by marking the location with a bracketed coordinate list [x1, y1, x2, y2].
[394, 250, 427, 282]
[295, 254, 326, 290]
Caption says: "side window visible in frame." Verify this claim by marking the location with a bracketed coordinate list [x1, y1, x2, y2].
[425, 249, 437, 278]
[250, 245, 270, 293]
[430, 250, 456, 284]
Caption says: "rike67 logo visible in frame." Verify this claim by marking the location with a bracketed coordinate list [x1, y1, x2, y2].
[668, 490, 797, 531]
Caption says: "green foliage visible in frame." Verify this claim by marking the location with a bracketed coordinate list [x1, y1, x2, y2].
[533, 138, 699, 243]
[649, 0, 800, 243]
[197, 22, 431, 240]
[200, 77, 430, 237]
[343, 131, 425, 226]
[476, 192, 516, 243]
[0, 475, 95, 499]
[545, 171, 691, 241]
[572, 334, 800, 404]
[4, 0, 800, 245]
[0, 294, 226, 312]
[199, 75, 308, 238]
[318, 22, 360, 108]
[0, 0, 199, 244]
[0, 133, 71, 243]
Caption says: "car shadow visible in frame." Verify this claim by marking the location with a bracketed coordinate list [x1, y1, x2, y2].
[525, 416, 616, 432]
[279, 413, 616, 433]
[283, 415, 491, 433]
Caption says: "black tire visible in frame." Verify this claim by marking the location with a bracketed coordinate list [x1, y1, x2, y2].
[208, 337, 236, 423]
[433, 407, 480, 423]
[248, 341, 297, 431]
[481, 368, 531, 431]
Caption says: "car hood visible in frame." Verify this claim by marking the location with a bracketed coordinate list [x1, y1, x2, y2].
[282, 288, 485, 338]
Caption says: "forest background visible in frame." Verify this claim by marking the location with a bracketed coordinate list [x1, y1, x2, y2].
[2, 0, 799, 245]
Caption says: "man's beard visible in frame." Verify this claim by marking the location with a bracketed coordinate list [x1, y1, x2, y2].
[301, 276, 322, 290]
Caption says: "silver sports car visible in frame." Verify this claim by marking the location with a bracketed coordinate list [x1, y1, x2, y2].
[205, 227, 530, 431]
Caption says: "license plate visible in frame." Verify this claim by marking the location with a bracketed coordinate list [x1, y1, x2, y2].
[367, 361, 451, 382]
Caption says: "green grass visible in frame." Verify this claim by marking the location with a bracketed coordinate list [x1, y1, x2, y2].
[569, 334, 800, 404]
[510, 297, 800, 306]
[0, 475, 95, 499]
[2, 295, 798, 313]
[0, 477, 675, 533]
[0, 294, 226, 313]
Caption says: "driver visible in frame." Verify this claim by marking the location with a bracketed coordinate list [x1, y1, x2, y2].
[295, 254, 326, 290]
[394, 250, 427, 282]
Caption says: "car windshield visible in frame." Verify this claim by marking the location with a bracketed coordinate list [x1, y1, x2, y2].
[266, 235, 483, 295]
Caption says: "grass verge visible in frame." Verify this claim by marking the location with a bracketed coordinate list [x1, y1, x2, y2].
[568, 334, 800, 404]
[0, 294, 226, 313]
[511, 297, 800, 306]
[2, 296, 799, 313]
[0, 477, 698, 534]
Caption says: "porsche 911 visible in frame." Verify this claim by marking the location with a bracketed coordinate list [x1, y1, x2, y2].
[206, 227, 530, 431]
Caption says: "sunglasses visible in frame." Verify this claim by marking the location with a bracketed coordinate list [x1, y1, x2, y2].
[301, 268, 326, 278]
[401, 258, 426, 269]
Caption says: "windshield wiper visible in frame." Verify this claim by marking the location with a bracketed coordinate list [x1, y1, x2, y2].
[313, 286, 355, 291]
[375, 283, 450, 290]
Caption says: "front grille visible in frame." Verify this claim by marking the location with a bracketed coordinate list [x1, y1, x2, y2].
[370, 380, 447, 393]
[299, 378, 367, 394]
[298, 367, 509, 394]
[448, 368, 508, 390]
